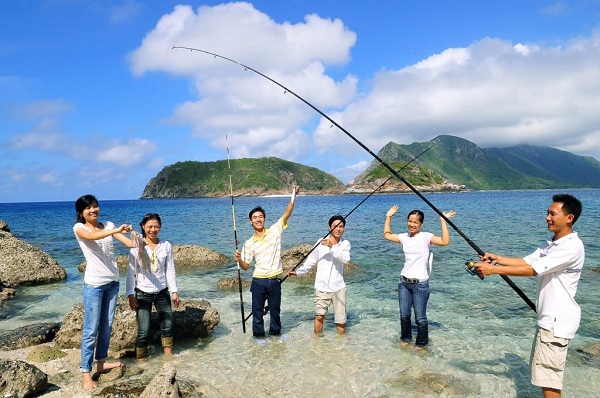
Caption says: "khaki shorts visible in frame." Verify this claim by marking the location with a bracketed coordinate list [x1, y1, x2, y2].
[314, 288, 347, 325]
[529, 326, 570, 390]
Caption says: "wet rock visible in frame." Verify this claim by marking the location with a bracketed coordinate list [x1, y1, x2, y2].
[217, 277, 251, 290]
[577, 342, 600, 359]
[391, 370, 479, 396]
[590, 267, 600, 273]
[0, 286, 16, 309]
[0, 219, 9, 232]
[54, 297, 220, 353]
[0, 231, 66, 287]
[0, 358, 48, 398]
[26, 345, 67, 363]
[140, 363, 181, 398]
[0, 322, 61, 351]
[281, 243, 358, 278]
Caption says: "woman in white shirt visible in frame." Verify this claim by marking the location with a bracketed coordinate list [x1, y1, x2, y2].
[126, 213, 179, 362]
[73, 194, 137, 390]
[384, 205, 455, 350]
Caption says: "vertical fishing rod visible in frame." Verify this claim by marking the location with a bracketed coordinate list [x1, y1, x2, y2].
[280, 143, 437, 283]
[172, 47, 536, 313]
[226, 135, 247, 333]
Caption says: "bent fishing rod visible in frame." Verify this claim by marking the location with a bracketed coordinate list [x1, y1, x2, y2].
[280, 143, 437, 283]
[173, 46, 536, 313]
[226, 135, 247, 333]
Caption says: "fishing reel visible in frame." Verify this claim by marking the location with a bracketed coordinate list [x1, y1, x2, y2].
[465, 259, 484, 280]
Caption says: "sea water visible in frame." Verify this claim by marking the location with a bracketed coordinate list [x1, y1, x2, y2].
[0, 190, 599, 397]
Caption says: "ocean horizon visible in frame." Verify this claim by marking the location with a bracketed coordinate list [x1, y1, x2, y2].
[1, 189, 599, 397]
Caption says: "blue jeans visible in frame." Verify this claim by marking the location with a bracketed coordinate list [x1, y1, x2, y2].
[135, 288, 173, 348]
[250, 277, 281, 337]
[81, 281, 119, 373]
[398, 280, 430, 347]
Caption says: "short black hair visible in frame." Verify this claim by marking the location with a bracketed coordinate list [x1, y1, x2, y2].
[329, 215, 346, 228]
[249, 206, 265, 220]
[140, 213, 162, 238]
[552, 194, 582, 224]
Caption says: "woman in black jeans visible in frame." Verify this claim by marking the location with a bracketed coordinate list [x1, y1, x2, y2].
[126, 213, 180, 361]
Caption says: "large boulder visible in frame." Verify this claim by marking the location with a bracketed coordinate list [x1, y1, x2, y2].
[54, 296, 220, 353]
[0, 231, 66, 287]
[0, 322, 61, 351]
[281, 243, 358, 278]
[79, 245, 230, 273]
[140, 363, 181, 398]
[0, 358, 48, 398]
[0, 219, 9, 232]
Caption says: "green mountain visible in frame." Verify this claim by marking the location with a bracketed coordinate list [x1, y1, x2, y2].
[360, 135, 600, 190]
[140, 157, 347, 199]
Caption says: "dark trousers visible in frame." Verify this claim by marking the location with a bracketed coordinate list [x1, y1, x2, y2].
[135, 288, 173, 348]
[250, 277, 281, 337]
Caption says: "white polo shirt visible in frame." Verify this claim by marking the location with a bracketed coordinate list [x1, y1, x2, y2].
[524, 232, 584, 339]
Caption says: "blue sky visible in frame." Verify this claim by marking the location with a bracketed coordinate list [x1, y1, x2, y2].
[2, 1, 600, 203]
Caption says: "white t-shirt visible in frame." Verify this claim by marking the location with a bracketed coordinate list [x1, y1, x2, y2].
[397, 231, 434, 281]
[524, 232, 584, 339]
[73, 221, 119, 286]
[295, 238, 351, 292]
[126, 240, 178, 296]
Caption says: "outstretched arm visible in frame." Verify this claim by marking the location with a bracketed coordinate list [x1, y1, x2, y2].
[281, 185, 300, 226]
[384, 205, 401, 243]
[474, 253, 537, 277]
[430, 211, 455, 246]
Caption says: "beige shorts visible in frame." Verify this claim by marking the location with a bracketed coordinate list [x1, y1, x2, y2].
[529, 326, 570, 390]
[314, 288, 347, 325]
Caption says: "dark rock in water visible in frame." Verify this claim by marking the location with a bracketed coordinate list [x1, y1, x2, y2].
[0, 286, 16, 309]
[0, 219, 9, 232]
[390, 370, 480, 396]
[0, 230, 66, 287]
[0, 358, 48, 398]
[55, 296, 220, 354]
[217, 277, 251, 290]
[590, 267, 600, 273]
[576, 342, 600, 359]
[0, 322, 61, 351]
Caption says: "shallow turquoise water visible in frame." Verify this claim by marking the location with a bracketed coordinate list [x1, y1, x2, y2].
[1, 190, 599, 397]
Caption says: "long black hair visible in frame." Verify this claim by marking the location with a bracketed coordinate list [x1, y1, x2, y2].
[140, 213, 162, 238]
[75, 194, 98, 224]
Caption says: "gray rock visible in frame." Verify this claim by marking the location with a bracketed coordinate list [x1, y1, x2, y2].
[281, 243, 358, 278]
[576, 342, 600, 359]
[0, 219, 9, 232]
[0, 286, 16, 309]
[54, 296, 220, 354]
[0, 358, 48, 398]
[217, 276, 251, 290]
[78, 245, 230, 273]
[26, 345, 67, 363]
[0, 231, 67, 287]
[0, 322, 61, 351]
[140, 363, 181, 398]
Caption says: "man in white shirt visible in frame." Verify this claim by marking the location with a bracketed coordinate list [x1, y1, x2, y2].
[475, 194, 584, 398]
[289, 215, 351, 335]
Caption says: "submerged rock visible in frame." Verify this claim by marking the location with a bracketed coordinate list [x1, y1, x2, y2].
[0, 322, 61, 351]
[217, 277, 251, 290]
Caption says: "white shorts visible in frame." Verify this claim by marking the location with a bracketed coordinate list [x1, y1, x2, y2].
[530, 326, 570, 391]
[314, 287, 347, 325]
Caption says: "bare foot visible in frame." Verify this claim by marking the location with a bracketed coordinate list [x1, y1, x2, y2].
[400, 341, 410, 348]
[97, 361, 122, 374]
[163, 346, 173, 356]
[82, 373, 97, 390]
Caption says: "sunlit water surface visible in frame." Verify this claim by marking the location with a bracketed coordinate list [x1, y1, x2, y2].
[1, 190, 599, 397]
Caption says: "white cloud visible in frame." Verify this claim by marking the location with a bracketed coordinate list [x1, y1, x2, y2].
[96, 138, 157, 166]
[129, 2, 358, 163]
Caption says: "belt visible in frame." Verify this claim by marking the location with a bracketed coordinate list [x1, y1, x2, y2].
[402, 276, 422, 284]
[254, 275, 281, 280]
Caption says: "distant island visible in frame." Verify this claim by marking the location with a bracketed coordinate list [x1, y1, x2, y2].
[140, 135, 600, 199]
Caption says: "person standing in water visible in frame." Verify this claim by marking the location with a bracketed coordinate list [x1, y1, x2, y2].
[383, 205, 455, 350]
[474, 194, 584, 398]
[234, 185, 300, 339]
[126, 213, 180, 362]
[288, 215, 351, 336]
[73, 194, 138, 390]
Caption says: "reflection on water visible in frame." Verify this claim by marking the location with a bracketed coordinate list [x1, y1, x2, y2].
[1, 190, 599, 396]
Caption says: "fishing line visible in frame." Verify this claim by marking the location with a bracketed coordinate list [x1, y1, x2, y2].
[226, 135, 247, 333]
[173, 46, 536, 312]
